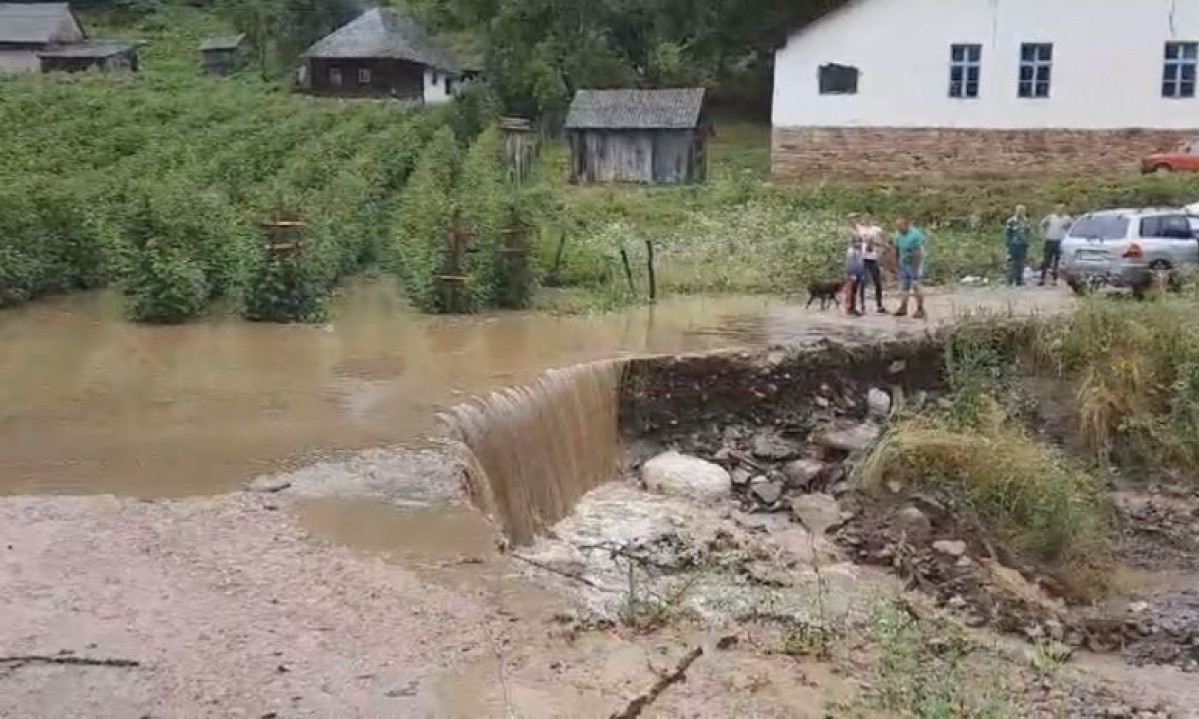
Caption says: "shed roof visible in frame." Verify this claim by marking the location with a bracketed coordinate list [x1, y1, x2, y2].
[302, 7, 458, 72]
[38, 40, 135, 58]
[200, 34, 245, 52]
[564, 88, 706, 130]
[0, 2, 79, 44]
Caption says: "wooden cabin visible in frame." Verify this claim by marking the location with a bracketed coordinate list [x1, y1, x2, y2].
[199, 34, 247, 75]
[299, 7, 460, 103]
[38, 40, 137, 72]
[563, 88, 710, 185]
[0, 2, 82, 73]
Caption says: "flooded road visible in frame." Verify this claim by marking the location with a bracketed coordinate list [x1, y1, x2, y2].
[0, 280, 1069, 497]
[0, 283, 782, 496]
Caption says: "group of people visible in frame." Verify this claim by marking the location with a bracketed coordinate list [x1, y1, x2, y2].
[843, 214, 927, 319]
[840, 204, 1076, 319]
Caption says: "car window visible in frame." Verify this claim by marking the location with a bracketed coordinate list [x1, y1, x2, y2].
[1142, 215, 1195, 239]
[1069, 215, 1129, 240]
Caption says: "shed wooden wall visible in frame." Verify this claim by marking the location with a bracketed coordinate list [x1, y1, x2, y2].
[202, 48, 247, 75]
[568, 129, 706, 185]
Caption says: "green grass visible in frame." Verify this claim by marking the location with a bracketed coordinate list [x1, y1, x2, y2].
[1032, 297, 1199, 482]
[862, 599, 1013, 718]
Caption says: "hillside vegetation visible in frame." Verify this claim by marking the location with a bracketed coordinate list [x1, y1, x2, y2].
[5, 2, 1199, 320]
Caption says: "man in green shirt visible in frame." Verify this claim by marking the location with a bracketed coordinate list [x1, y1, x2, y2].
[1004, 204, 1032, 287]
[892, 217, 927, 320]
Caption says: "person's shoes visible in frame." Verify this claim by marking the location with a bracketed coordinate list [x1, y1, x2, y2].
[877, 306, 888, 314]
[849, 309, 863, 317]
[913, 308, 927, 320]
[1037, 281, 1046, 287]
[894, 307, 908, 317]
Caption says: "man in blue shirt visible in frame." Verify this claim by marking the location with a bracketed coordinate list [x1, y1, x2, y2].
[1004, 204, 1032, 287]
[892, 217, 927, 320]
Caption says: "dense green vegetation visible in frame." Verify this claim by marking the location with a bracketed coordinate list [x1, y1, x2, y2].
[0, 69, 460, 321]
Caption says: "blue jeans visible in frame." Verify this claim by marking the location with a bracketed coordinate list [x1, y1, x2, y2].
[899, 262, 923, 291]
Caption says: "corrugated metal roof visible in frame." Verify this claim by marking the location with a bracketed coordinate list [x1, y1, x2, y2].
[563, 88, 706, 130]
[302, 7, 458, 72]
[0, 2, 75, 44]
[200, 34, 245, 52]
[37, 40, 134, 58]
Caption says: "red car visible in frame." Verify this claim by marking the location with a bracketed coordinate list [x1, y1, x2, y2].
[1142, 139, 1199, 173]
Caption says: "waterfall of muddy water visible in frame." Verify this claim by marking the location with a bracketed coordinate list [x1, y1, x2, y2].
[442, 360, 625, 546]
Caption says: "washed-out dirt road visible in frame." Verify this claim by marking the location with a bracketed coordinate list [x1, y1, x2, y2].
[1, 286, 1099, 717]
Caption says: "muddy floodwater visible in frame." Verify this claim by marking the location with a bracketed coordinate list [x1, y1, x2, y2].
[0, 281, 1066, 498]
[0, 282, 784, 496]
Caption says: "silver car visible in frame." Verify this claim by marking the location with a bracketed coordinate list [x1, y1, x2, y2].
[1061, 208, 1199, 296]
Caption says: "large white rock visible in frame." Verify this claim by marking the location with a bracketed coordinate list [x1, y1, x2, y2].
[640, 451, 731, 502]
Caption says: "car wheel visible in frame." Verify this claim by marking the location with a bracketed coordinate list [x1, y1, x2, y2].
[1153, 164, 1173, 175]
[1067, 279, 1089, 297]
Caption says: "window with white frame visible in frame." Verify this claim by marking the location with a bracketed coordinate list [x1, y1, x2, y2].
[1017, 43, 1052, 98]
[329, 67, 342, 87]
[1164, 42, 1197, 98]
[358, 67, 371, 86]
[949, 44, 981, 98]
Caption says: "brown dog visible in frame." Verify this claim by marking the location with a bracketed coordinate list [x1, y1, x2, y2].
[806, 279, 844, 310]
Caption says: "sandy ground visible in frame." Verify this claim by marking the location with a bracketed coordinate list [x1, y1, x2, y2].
[0, 491, 873, 718]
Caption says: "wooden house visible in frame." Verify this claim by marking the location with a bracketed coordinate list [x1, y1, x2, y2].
[38, 40, 137, 72]
[199, 34, 247, 75]
[563, 88, 710, 185]
[0, 2, 83, 73]
[299, 7, 460, 103]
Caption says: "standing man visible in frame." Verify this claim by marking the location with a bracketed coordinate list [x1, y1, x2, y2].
[1004, 205, 1032, 287]
[892, 217, 927, 320]
[1039, 204, 1073, 286]
[853, 214, 888, 313]
[845, 232, 867, 317]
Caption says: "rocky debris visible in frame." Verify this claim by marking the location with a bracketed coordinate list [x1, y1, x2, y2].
[813, 421, 881, 454]
[246, 477, 292, 494]
[749, 479, 783, 507]
[642, 452, 731, 501]
[750, 432, 802, 461]
[790, 494, 842, 535]
[781, 459, 827, 490]
[892, 505, 932, 542]
[932, 539, 968, 558]
[1109, 587, 1199, 670]
[866, 388, 892, 421]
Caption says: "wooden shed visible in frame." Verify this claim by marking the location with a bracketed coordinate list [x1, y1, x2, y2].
[199, 34, 247, 75]
[37, 40, 137, 72]
[563, 88, 709, 185]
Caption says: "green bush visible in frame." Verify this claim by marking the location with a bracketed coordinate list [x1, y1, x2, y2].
[242, 248, 328, 323]
[125, 240, 211, 323]
[391, 127, 461, 312]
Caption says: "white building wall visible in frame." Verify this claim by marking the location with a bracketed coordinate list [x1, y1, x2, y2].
[423, 67, 453, 104]
[773, 0, 1199, 130]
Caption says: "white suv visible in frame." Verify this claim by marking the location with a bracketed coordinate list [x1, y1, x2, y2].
[1061, 208, 1199, 296]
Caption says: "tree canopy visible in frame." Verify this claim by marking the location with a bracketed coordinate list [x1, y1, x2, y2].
[408, 0, 846, 122]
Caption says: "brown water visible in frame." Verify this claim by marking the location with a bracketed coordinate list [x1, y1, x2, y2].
[0, 282, 780, 497]
[444, 361, 623, 546]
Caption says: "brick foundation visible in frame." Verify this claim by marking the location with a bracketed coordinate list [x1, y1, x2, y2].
[771, 126, 1194, 182]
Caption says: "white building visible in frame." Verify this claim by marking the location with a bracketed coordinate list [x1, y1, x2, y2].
[772, 0, 1199, 180]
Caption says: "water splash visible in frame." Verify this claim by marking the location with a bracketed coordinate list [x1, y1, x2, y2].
[441, 360, 626, 546]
